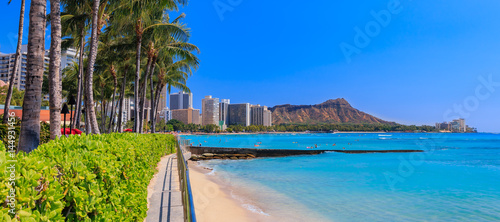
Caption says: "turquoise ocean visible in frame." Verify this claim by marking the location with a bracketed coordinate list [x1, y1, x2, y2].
[181, 133, 500, 221]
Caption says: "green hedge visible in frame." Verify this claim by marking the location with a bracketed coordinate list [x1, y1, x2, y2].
[0, 133, 176, 221]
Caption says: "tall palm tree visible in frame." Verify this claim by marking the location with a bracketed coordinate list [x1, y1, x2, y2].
[107, 64, 118, 133]
[113, 0, 188, 133]
[116, 57, 134, 133]
[18, 0, 46, 153]
[151, 58, 196, 133]
[61, 0, 91, 129]
[146, 13, 200, 133]
[84, 0, 104, 134]
[48, 0, 62, 140]
[3, 0, 25, 124]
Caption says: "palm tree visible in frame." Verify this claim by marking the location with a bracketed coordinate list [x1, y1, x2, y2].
[48, 0, 62, 140]
[3, 0, 25, 124]
[151, 58, 196, 133]
[113, 0, 188, 133]
[146, 13, 200, 133]
[116, 57, 134, 133]
[61, 0, 91, 129]
[18, 0, 46, 153]
[84, 0, 104, 134]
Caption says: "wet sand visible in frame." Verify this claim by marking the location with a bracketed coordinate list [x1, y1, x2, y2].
[188, 161, 272, 222]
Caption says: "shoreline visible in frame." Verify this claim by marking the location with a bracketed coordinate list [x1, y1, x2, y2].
[188, 161, 272, 222]
[176, 131, 473, 136]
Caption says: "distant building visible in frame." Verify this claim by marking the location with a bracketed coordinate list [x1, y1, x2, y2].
[228, 103, 251, 126]
[170, 91, 192, 110]
[192, 109, 201, 125]
[158, 107, 172, 122]
[202, 95, 219, 126]
[0, 44, 77, 91]
[250, 105, 273, 126]
[453, 118, 466, 132]
[171, 108, 194, 125]
[435, 122, 451, 131]
[250, 105, 265, 125]
[122, 97, 133, 123]
[436, 118, 468, 132]
[264, 109, 272, 127]
[157, 86, 168, 112]
[219, 99, 230, 127]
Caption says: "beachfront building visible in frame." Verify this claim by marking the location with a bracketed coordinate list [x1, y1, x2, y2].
[170, 91, 193, 110]
[250, 104, 273, 126]
[192, 109, 201, 125]
[228, 103, 251, 126]
[435, 122, 451, 131]
[436, 118, 468, 132]
[171, 108, 195, 125]
[250, 105, 265, 125]
[264, 109, 272, 127]
[453, 118, 466, 132]
[0, 45, 77, 91]
[202, 95, 220, 126]
[219, 99, 230, 129]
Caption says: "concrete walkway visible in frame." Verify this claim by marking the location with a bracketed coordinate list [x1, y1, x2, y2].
[146, 155, 184, 222]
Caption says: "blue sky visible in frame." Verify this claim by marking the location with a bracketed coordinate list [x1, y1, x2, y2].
[1, 0, 500, 132]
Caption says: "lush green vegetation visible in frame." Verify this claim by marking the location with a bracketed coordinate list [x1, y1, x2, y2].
[0, 133, 175, 221]
[0, 86, 24, 107]
[165, 119, 438, 133]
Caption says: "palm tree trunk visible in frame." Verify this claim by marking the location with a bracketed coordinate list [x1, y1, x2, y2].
[152, 83, 163, 134]
[84, 0, 101, 134]
[100, 98, 106, 133]
[2, 0, 25, 124]
[18, 0, 46, 153]
[139, 56, 152, 133]
[134, 31, 142, 133]
[117, 66, 127, 133]
[48, 0, 62, 140]
[149, 57, 157, 133]
[113, 99, 120, 132]
[74, 28, 85, 129]
[107, 66, 117, 133]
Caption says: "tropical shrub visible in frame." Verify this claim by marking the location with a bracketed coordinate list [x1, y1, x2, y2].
[0, 133, 176, 221]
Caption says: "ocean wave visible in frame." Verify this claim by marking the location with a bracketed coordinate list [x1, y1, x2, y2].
[206, 168, 216, 176]
[230, 191, 270, 216]
[242, 204, 270, 216]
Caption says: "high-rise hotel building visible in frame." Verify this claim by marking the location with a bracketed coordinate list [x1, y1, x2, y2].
[219, 99, 230, 125]
[250, 105, 272, 126]
[202, 95, 220, 126]
[228, 103, 251, 126]
[169, 91, 193, 110]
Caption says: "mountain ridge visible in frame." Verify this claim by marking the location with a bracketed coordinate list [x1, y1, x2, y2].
[269, 98, 394, 125]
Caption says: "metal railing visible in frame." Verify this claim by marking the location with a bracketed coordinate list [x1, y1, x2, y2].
[177, 138, 196, 222]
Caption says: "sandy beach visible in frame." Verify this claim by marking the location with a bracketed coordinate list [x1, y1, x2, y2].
[188, 161, 272, 222]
